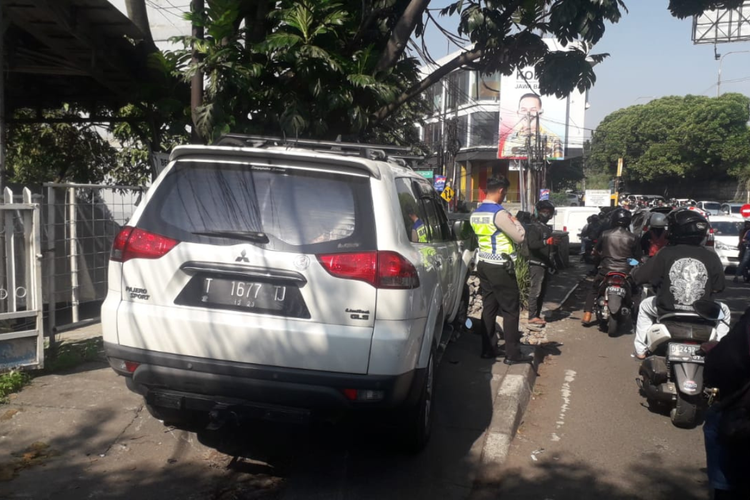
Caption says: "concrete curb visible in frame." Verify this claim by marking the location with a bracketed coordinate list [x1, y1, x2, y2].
[476, 275, 582, 480]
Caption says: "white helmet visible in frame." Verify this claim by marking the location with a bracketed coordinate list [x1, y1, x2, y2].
[649, 212, 667, 229]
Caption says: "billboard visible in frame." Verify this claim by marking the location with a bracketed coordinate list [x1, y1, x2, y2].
[497, 41, 586, 161]
[692, 2, 750, 44]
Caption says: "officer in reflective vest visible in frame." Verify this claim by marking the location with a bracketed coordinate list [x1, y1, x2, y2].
[470, 175, 531, 365]
[408, 208, 429, 243]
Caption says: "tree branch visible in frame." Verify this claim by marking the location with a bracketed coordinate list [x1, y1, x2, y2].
[373, 47, 483, 123]
[375, 0, 431, 73]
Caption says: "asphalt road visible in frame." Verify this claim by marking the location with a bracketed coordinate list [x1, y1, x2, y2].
[474, 266, 750, 500]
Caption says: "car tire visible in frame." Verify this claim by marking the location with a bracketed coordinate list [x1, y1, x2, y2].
[399, 351, 434, 453]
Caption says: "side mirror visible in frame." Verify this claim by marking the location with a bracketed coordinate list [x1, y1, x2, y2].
[452, 220, 472, 241]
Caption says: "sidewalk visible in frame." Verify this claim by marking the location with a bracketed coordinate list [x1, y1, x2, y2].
[1, 263, 585, 499]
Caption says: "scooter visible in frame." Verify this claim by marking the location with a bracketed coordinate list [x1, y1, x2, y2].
[593, 271, 632, 337]
[636, 300, 725, 428]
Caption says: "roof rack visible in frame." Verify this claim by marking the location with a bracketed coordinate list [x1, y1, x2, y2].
[214, 134, 411, 162]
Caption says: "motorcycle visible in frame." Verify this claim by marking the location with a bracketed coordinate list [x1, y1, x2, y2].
[636, 300, 725, 428]
[593, 271, 633, 337]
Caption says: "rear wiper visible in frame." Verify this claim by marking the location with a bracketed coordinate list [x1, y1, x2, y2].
[192, 230, 270, 244]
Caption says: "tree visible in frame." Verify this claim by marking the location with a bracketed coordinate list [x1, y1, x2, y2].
[587, 94, 750, 183]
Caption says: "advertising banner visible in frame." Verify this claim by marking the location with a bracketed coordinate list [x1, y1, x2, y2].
[585, 190, 611, 207]
[434, 175, 446, 192]
[539, 189, 550, 201]
[497, 40, 586, 161]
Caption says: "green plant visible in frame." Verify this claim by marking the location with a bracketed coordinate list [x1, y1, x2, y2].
[44, 338, 103, 373]
[0, 370, 30, 402]
[515, 255, 530, 311]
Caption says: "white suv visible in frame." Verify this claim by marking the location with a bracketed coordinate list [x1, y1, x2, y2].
[102, 136, 475, 450]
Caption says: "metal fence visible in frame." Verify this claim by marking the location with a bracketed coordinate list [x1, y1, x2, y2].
[0, 188, 44, 371]
[43, 183, 144, 334]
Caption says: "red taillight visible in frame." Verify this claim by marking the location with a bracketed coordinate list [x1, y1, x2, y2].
[110, 226, 179, 263]
[342, 389, 358, 401]
[563, 226, 567, 232]
[706, 228, 715, 247]
[317, 251, 419, 289]
[124, 361, 140, 373]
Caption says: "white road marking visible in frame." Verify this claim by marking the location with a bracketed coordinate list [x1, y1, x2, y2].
[552, 369, 576, 442]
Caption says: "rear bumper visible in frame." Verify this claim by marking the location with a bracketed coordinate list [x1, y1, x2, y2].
[105, 343, 423, 415]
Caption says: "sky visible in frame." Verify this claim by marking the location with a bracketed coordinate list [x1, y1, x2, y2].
[110, 1, 750, 134]
[422, 0, 750, 132]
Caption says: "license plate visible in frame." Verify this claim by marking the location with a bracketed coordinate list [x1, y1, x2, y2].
[202, 278, 287, 310]
[606, 286, 626, 297]
[668, 343, 704, 363]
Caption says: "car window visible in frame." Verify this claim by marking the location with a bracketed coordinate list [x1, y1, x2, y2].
[433, 196, 453, 240]
[396, 177, 430, 243]
[421, 197, 445, 242]
[704, 202, 721, 210]
[712, 221, 742, 236]
[138, 161, 376, 253]
[732, 206, 742, 214]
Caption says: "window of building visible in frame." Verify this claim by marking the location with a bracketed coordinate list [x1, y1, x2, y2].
[469, 112, 499, 147]
[474, 71, 501, 101]
[446, 70, 470, 110]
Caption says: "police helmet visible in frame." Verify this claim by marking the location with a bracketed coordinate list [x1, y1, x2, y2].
[610, 208, 632, 228]
[666, 207, 709, 245]
[649, 212, 667, 229]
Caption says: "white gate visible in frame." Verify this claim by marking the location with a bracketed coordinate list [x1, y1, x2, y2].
[0, 187, 44, 371]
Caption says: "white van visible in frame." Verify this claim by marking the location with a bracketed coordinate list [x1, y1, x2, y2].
[551, 206, 600, 247]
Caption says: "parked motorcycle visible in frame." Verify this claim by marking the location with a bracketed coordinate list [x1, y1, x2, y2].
[593, 271, 633, 337]
[636, 300, 724, 428]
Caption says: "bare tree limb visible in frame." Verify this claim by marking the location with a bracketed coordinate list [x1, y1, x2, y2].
[373, 47, 483, 123]
[375, 0, 431, 73]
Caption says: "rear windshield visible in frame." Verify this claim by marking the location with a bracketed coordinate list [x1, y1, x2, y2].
[703, 202, 721, 210]
[731, 205, 741, 214]
[711, 221, 742, 236]
[138, 161, 376, 253]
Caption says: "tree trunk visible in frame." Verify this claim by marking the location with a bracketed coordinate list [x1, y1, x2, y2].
[375, 0, 431, 73]
[191, 0, 205, 144]
[125, 0, 156, 50]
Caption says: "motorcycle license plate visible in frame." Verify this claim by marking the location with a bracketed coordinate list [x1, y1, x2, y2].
[606, 286, 626, 297]
[668, 343, 704, 364]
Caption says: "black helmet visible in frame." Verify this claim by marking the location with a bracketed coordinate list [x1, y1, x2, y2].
[610, 207, 632, 228]
[666, 208, 709, 245]
[536, 200, 555, 222]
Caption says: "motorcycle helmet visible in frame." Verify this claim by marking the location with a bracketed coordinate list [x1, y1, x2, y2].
[649, 212, 667, 229]
[610, 207, 632, 228]
[666, 207, 709, 245]
[535, 200, 555, 223]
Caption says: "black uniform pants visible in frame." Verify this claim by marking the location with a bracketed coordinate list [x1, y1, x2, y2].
[477, 261, 521, 358]
[584, 271, 605, 313]
[528, 264, 548, 319]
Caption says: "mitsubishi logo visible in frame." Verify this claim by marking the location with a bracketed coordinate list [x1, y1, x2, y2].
[235, 250, 249, 263]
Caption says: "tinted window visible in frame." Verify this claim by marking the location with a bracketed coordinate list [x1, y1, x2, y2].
[712, 221, 742, 236]
[139, 161, 376, 253]
[421, 197, 445, 242]
[704, 202, 721, 210]
[396, 178, 429, 243]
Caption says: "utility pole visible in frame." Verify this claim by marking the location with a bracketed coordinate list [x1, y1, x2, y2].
[190, 0, 205, 144]
[0, 3, 6, 192]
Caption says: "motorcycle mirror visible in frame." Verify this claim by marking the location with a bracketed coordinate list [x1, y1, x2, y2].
[693, 300, 724, 322]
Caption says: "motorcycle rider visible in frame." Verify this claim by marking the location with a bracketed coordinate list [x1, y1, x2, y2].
[640, 212, 669, 258]
[733, 220, 750, 283]
[526, 200, 560, 325]
[632, 208, 730, 359]
[582, 208, 641, 326]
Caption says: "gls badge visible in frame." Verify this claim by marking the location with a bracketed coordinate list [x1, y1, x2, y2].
[346, 308, 370, 320]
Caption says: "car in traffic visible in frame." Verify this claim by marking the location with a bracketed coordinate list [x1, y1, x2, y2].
[709, 216, 744, 270]
[720, 202, 744, 217]
[102, 135, 476, 451]
[697, 201, 722, 215]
